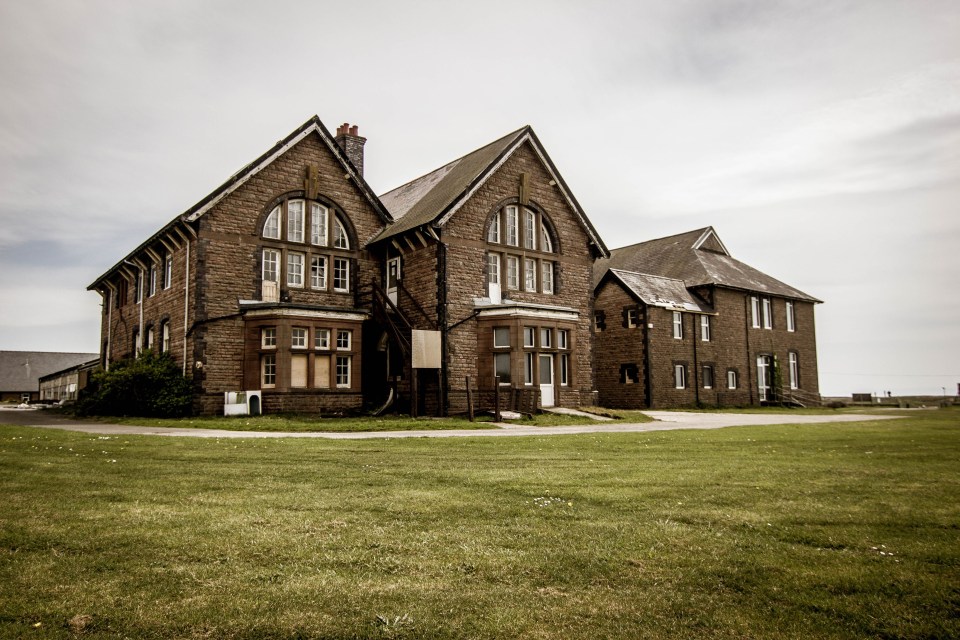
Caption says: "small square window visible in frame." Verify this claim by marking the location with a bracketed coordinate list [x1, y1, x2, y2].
[493, 327, 510, 348]
[315, 329, 330, 350]
[261, 327, 277, 348]
[336, 329, 352, 351]
[292, 327, 307, 348]
[523, 326, 535, 348]
[626, 308, 639, 328]
[336, 355, 351, 387]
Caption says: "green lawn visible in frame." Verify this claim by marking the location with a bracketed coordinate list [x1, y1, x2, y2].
[83, 413, 499, 432]
[1, 409, 958, 639]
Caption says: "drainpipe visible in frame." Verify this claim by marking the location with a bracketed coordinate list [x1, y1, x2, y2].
[692, 312, 700, 407]
[437, 233, 448, 417]
[182, 237, 191, 376]
[106, 289, 113, 371]
[745, 295, 754, 405]
[642, 305, 652, 408]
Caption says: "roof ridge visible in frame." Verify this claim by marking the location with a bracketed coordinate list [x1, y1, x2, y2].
[609, 226, 712, 254]
[609, 268, 687, 285]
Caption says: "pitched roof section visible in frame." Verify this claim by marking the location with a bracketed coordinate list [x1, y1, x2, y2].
[89, 116, 391, 291]
[373, 127, 609, 257]
[606, 269, 711, 313]
[596, 226, 820, 303]
[0, 351, 99, 393]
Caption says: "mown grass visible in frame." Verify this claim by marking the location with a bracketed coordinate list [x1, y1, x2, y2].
[81, 413, 498, 432]
[1, 409, 958, 639]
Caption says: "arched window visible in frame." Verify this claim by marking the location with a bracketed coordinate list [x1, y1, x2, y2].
[333, 218, 350, 249]
[264, 207, 280, 239]
[484, 204, 557, 296]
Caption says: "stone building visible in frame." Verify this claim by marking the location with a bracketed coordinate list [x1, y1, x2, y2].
[593, 227, 821, 408]
[88, 117, 608, 415]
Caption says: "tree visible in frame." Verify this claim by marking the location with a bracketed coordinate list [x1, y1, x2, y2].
[77, 351, 192, 417]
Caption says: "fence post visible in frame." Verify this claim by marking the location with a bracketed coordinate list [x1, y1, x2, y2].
[466, 375, 474, 422]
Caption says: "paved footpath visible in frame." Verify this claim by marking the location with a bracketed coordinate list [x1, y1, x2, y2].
[0, 407, 897, 440]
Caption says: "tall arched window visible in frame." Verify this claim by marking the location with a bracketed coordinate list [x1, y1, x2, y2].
[485, 204, 557, 296]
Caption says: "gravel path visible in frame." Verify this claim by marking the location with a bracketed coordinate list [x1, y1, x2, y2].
[0, 407, 897, 440]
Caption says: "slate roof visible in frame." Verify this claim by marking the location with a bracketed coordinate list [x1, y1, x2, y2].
[89, 116, 391, 291]
[0, 351, 99, 393]
[373, 127, 609, 256]
[605, 269, 711, 313]
[595, 227, 820, 303]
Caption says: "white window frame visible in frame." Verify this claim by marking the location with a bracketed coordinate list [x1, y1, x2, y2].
[335, 355, 351, 388]
[287, 252, 304, 287]
[524, 258, 536, 291]
[314, 328, 330, 350]
[263, 206, 280, 239]
[560, 353, 569, 386]
[333, 217, 350, 249]
[493, 327, 510, 348]
[674, 364, 686, 389]
[540, 327, 552, 348]
[727, 369, 738, 389]
[540, 222, 553, 252]
[524, 210, 536, 249]
[786, 301, 795, 332]
[703, 365, 714, 389]
[672, 311, 683, 339]
[487, 253, 501, 286]
[262, 249, 279, 283]
[291, 327, 308, 349]
[163, 254, 173, 289]
[505, 206, 519, 246]
[149, 265, 157, 297]
[524, 352, 534, 386]
[789, 352, 799, 389]
[626, 308, 638, 328]
[506, 255, 519, 290]
[523, 326, 535, 348]
[333, 258, 350, 292]
[700, 315, 711, 342]
[541, 261, 554, 294]
[487, 212, 500, 243]
[262, 354, 276, 388]
[311, 256, 327, 290]
[558, 329, 569, 350]
[287, 200, 305, 243]
[261, 327, 277, 348]
[311, 203, 328, 246]
[494, 352, 511, 384]
[336, 329, 352, 351]
[146, 326, 155, 350]
[762, 297, 773, 329]
[751, 296, 761, 328]
[161, 321, 170, 353]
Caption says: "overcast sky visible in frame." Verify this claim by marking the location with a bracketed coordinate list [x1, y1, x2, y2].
[1, 0, 957, 397]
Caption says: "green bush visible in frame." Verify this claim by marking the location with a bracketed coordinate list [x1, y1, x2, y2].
[77, 351, 192, 417]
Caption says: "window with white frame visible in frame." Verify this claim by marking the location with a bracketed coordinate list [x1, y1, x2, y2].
[789, 352, 799, 389]
[146, 326, 155, 350]
[786, 301, 795, 332]
[315, 328, 330, 350]
[524, 352, 534, 385]
[287, 200, 305, 243]
[558, 329, 569, 350]
[524, 210, 536, 249]
[493, 327, 510, 348]
[762, 298, 773, 329]
[700, 315, 711, 341]
[287, 253, 304, 287]
[333, 258, 350, 292]
[336, 329, 352, 351]
[311, 257, 327, 290]
[674, 364, 687, 389]
[505, 206, 519, 246]
[335, 355, 351, 387]
[672, 311, 683, 339]
[133, 328, 141, 355]
[727, 369, 738, 389]
[560, 354, 569, 386]
[161, 321, 170, 353]
[333, 218, 350, 249]
[524, 258, 536, 291]
[291, 327, 307, 348]
[261, 327, 276, 348]
[703, 365, 714, 389]
[262, 354, 276, 387]
[540, 222, 553, 252]
[163, 253, 172, 289]
[540, 327, 552, 348]
[751, 296, 761, 328]
[487, 213, 500, 243]
[523, 326, 535, 348]
[626, 308, 639, 328]
[311, 203, 328, 246]
[149, 265, 157, 296]
[494, 352, 511, 384]
[263, 250, 279, 282]
[487, 253, 501, 288]
[264, 207, 280, 239]
[541, 261, 554, 294]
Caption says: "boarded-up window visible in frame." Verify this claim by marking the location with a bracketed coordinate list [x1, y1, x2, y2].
[291, 354, 308, 388]
[314, 355, 330, 388]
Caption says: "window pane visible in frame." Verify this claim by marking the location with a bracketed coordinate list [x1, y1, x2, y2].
[261, 327, 276, 348]
[524, 353, 534, 385]
[333, 258, 349, 291]
[292, 328, 307, 348]
[264, 206, 280, 239]
[487, 213, 500, 243]
[336, 355, 351, 387]
[493, 327, 510, 348]
[540, 328, 552, 348]
[494, 353, 511, 383]
[558, 330, 568, 349]
[311, 257, 326, 289]
[487, 253, 500, 285]
[315, 329, 329, 350]
[506, 256, 518, 290]
[560, 354, 569, 386]
[540, 222, 553, 252]
[539, 355, 552, 384]
[262, 250, 279, 282]
[262, 354, 276, 386]
[288, 200, 304, 242]
[542, 261, 553, 294]
[333, 218, 349, 249]
[673, 312, 683, 339]
[336, 330, 352, 350]
[523, 327, 535, 348]
[287, 253, 304, 286]
[311, 203, 328, 245]
[524, 210, 536, 249]
[506, 206, 518, 246]
[524, 259, 536, 291]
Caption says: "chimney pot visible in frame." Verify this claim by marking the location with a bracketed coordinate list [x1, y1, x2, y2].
[349, 125, 358, 136]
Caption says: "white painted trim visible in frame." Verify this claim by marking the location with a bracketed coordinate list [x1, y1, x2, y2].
[692, 227, 730, 256]
[477, 306, 579, 322]
[240, 307, 368, 322]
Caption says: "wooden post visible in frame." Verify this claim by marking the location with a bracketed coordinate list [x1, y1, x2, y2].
[411, 369, 419, 418]
[466, 375, 474, 422]
[494, 376, 501, 422]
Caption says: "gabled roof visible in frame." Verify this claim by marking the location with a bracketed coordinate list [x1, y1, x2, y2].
[595, 226, 821, 303]
[604, 269, 711, 313]
[89, 116, 391, 291]
[0, 351, 99, 392]
[373, 127, 609, 256]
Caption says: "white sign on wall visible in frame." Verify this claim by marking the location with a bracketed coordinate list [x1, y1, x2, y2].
[412, 330, 442, 369]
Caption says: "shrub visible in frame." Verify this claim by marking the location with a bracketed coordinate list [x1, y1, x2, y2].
[77, 351, 192, 417]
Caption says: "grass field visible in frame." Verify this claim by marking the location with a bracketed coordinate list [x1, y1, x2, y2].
[1, 409, 958, 639]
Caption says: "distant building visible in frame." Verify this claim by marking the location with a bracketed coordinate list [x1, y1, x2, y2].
[593, 227, 822, 408]
[39, 358, 99, 403]
[0, 351, 99, 403]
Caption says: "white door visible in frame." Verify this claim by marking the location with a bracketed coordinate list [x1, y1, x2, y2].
[757, 355, 772, 402]
[539, 354, 555, 407]
[386, 257, 400, 305]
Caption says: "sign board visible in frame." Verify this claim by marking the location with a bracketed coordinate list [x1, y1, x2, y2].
[412, 330, 442, 369]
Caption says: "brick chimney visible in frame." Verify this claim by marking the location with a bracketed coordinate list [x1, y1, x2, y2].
[334, 122, 367, 176]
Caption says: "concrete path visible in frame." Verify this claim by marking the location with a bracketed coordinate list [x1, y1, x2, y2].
[0, 407, 897, 440]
